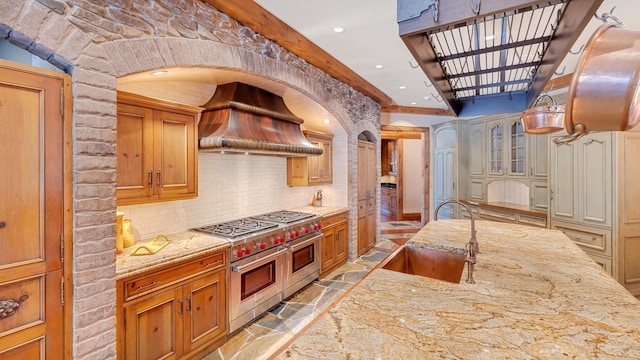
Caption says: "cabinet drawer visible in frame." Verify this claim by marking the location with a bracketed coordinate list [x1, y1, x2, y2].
[322, 211, 348, 229]
[584, 252, 613, 276]
[553, 225, 611, 256]
[516, 214, 547, 228]
[479, 208, 517, 222]
[123, 251, 226, 301]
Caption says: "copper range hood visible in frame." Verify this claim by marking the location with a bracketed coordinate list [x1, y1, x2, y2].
[199, 82, 323, 157]
[398, 0, 604, 117]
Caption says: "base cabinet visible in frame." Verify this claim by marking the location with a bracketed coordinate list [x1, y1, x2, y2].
[320, 211, 349, 276]
[380, 187, 398, 220]
[117, 251, 228, 359]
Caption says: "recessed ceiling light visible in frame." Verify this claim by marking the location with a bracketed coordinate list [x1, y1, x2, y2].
[399, 86, 406, 89]
[375, 65, 384, 69]
[423, 96, 431, 100]
[333, 26, 345, 33]
[411, 102, 417, 105]
[150, 70, 167, 76]
[323, 118, 331, 124]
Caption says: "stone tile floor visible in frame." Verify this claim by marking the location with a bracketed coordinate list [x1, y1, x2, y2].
[202, 221, 422, 360]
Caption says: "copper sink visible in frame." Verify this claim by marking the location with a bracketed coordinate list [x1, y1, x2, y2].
[379, 245, 466, 284]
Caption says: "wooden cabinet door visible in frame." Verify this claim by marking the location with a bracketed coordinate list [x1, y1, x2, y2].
[116, 103, 154, 200]
[318, 139, 332, 183]
[320, 227, 336, 272]
[0, 63, 64, 358]
[125, 287, 183, 360]
[154, 110, 197, 198]
[182, 270, 226, 354]
[358, 140, 376, 255]
[334, 222, 348, 265]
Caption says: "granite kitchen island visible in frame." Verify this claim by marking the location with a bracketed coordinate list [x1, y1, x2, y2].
[273, 220, 640, 359]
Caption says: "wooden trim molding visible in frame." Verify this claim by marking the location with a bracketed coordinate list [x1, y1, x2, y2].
[381, 105, 450, 116]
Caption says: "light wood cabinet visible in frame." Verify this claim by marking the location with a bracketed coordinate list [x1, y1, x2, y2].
[116, 92, 200, 205]
[0, 63, 66, 358]
[358, 140, 376, 256]
[380, 186, 398, 219]
[117, 251, 228, 359]
[287, 130, 333, 186]
[320, 211, 349, 276]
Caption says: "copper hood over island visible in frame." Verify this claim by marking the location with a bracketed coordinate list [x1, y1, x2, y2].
[198, 82, 323, 157]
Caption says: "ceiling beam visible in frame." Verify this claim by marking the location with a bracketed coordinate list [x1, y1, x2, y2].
[202, 0, 394, 107]
[381, 105, 450, 116]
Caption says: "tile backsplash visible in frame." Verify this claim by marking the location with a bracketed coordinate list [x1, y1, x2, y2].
[118, 146, 347, 241]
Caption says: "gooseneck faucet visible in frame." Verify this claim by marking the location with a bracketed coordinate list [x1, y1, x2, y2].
[434, 200, 479, 284]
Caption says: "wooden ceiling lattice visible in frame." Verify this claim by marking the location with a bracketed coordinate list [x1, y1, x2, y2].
[398, 0, 604, 117]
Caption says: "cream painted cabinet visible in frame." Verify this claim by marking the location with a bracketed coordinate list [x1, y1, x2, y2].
[116, 92, 200, 205]
[550, 130, 640, 296]
[433, 122, 459, 219]
[529, 133, 549, 178]
[469, 121, 486, 177]
[550, 132, 612, 227]
[487, 116, 526, 177]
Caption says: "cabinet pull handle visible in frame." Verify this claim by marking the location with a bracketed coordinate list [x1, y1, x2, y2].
[530, 167, 533, 176]
[206, 260, 224, 268]
[550, 189, 554, 200]
[186, 296, 192, 313]
[148, 170, 153, 186]
[157, 170, 161, 186]
[136, 281, 160, 291]
[178, 298, 183, 316]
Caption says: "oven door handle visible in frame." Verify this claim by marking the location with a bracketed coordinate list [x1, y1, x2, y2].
[231, 248, 288, 272]
[288, 233, 322, 251]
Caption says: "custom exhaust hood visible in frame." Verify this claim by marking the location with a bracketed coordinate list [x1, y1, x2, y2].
[198, 82, 323, 157]
[398, 0, 604, 117]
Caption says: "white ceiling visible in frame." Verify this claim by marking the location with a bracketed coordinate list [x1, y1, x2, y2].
[255, 0, 636, 111]
[118, 0, 636, 131]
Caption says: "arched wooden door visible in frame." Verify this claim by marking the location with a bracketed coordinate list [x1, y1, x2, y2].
[0, 60, 67, 359]
[357, 138, 376, 256]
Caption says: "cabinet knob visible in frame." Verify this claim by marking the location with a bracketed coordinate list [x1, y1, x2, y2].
[0, 221, 5, 229]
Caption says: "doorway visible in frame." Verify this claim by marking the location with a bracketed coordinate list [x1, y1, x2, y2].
[380, 126, 430, 225]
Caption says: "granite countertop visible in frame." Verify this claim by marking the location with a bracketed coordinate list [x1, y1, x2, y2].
[115, 207, 347, 280]
[291, 205, 349, 218]
[461, 199, 546, 217]
[275, 220, 640, 359]
[115, 231, 230, 280]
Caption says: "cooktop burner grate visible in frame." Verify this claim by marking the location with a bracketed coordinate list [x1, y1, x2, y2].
[192, 219, 279, 238]
[250, 210, 315, 224]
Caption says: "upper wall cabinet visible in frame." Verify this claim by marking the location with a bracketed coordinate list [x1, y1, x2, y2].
[116, 92, 201, 205]
[287, 130, 333, 186]
[487, 115, 526, 177]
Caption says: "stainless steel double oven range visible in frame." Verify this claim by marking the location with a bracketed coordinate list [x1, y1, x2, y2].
[192, 210, 322, 333]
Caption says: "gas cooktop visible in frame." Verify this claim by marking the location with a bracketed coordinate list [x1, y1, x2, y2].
[191, 210, 317, 239]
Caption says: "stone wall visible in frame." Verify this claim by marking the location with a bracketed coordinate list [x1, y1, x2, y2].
[0, 1, 380, 358]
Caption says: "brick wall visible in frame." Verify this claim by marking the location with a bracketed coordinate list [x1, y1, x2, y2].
[0, 1, 379, 358]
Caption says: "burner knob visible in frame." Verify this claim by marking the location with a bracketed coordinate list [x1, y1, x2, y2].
[244, 247, 251, 255]
[270, 237, 277, 245]
[295, 230, 300, 237]
[234, 249, 243, 258]
[304, 227, 309, 234]
[289, 232, 295, 240]
[259, 242, 266, 250]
